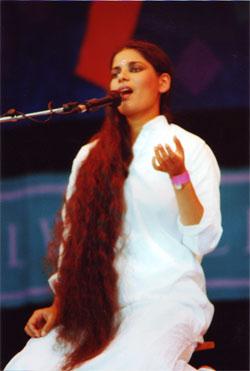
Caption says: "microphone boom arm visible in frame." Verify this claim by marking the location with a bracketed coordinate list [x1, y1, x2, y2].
[0, 91, 121, 124]
[0, 107, 67, 124]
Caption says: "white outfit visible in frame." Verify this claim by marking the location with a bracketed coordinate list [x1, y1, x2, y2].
[5, 116, 222, 371]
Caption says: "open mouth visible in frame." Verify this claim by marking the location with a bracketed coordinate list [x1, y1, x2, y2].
[119, 87, 133, 99]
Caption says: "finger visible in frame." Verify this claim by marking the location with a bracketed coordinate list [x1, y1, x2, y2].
[24, 323, 34, 337]
[25, 322, 41, 338]
[154, 153, 172, 174]
[165, 144, 175, 158]
[24, 311, 45, 338]
[26, 317, 43, 337]
[155, 148, 175, 172]
[173, 136, 184, 153]
[41, 314, 56, 337]
[152, 156, 161, 171]
[152, 157, 160, 170]
[41, 309, 57, 336]
[157, 146, 176, 167]
[154, 151, 166, 168]
[155, 145, 169, 161]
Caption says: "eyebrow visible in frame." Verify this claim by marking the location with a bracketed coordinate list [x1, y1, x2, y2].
[111, 61, 145, 71]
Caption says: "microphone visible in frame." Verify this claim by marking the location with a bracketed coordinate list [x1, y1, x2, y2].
[77, 90, 122, 113]
[0, 91, 122, 124]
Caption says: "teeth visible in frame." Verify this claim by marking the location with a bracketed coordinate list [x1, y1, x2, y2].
[120, 88, 132, 95]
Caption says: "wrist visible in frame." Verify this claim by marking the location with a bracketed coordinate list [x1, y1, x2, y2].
[171, 171, 190, 190]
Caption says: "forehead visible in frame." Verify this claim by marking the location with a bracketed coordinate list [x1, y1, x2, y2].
[112, 48, 148, 67]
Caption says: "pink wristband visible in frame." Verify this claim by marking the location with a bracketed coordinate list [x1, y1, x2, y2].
[171, 171, 190, 186]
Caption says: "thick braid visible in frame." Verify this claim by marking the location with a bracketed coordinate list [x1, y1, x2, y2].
[50, 110, 132, 370]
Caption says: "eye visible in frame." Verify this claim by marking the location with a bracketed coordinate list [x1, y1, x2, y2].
[130, 66, 142, 73]
[111, 72, 118, 79]
[111, 68, 120, 79]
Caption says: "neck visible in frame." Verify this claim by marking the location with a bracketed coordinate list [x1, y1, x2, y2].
[127, 110, 160, 144]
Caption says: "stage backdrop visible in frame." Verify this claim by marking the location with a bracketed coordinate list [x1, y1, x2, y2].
[1, 1, 249, 308]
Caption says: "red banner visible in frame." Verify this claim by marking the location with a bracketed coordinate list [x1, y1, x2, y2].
[75, 1, 142, 90]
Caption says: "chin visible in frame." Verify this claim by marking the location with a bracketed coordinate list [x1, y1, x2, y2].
[118, 103, 138, 118]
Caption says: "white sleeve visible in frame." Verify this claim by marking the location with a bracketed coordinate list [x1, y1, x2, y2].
[177, 140, 223, 256]
[48, 140, 98, 292]
[48, 272, 58, 294]
[65, 140, 98, 201]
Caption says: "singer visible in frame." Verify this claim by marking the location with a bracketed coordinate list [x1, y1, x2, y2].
[5, 40, 222, 371]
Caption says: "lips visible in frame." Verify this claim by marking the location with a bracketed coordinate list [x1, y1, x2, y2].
[118, 87, 133, 99]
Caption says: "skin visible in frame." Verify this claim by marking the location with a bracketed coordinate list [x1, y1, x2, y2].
[25, 48, 203, 339]
[110, 49, 171, 143]
[24, 295, 59, 338]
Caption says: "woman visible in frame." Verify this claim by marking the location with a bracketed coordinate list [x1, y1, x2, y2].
[5, 40, 222, 371]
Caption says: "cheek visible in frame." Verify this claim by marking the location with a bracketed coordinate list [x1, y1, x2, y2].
[110, 80, 116, 90]
[137, 75, 159, 94]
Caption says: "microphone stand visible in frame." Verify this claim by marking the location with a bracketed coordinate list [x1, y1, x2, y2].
[0, 102, 86, 124]
[0, 91, 122, 124]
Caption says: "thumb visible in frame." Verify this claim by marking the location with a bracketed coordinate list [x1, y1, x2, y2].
[173, 136, 185, 157]
[41, 313, 55, 337]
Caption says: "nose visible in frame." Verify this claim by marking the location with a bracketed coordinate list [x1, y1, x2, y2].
[118, 68, 130, 83]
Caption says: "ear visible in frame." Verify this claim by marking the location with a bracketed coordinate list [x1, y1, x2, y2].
[158, 73, 171, 93]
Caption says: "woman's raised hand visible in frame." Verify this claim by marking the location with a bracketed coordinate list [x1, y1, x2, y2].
[24, 298, 59, 338]
[152, 136, 186, 177]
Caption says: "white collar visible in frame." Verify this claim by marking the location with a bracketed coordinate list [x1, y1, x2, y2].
[133, 115, 170, 150]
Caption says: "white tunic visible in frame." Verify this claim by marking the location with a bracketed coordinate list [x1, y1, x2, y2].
[5, 115, 222, 371]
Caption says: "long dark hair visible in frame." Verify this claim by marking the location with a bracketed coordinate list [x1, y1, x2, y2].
[47, 40, 173, 370]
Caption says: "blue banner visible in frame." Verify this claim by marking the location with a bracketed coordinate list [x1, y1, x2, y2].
[203, 169, 249, 300]
[1, 169, 249, 307]
[1, 174, 66, 307]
